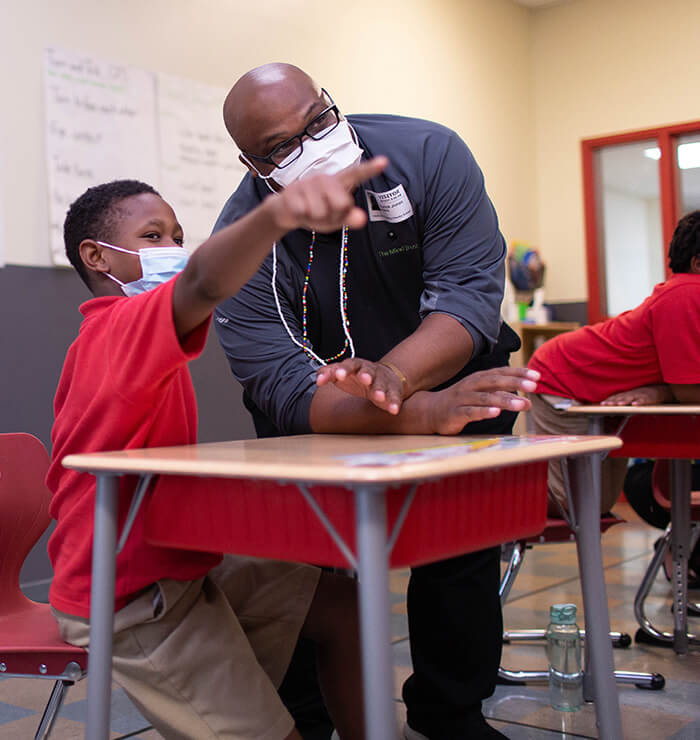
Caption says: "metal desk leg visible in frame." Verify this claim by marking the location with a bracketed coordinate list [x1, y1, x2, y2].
[568, 454, 623, 740]
[670, 459, 691, 654]
[355, 485, 395, 740]
[86, 473, 119, 740]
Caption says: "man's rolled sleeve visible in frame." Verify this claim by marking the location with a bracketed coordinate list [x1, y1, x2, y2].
[419, 131, 506, 356]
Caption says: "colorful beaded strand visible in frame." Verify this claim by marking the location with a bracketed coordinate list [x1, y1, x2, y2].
[300, 225, 353, 363]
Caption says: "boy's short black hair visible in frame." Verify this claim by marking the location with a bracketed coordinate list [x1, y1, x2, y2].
[668, 210, 700, 273]
[64, 179, 160, 290]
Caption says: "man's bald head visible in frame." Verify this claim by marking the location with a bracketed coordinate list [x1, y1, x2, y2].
[223, 63, 323, 155]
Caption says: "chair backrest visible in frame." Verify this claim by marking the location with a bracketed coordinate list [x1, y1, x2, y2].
[0, 433, 53, 614]
[651, 459, 700, 513]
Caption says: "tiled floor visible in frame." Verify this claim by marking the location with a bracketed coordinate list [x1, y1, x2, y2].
[2, 504, 698, 738]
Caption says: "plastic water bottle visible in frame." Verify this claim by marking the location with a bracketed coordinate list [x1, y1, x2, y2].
[545, 603, 583, 711]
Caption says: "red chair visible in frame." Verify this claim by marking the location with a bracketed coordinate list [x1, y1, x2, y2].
[499, 514, 665, 690]
[634, 459, 700, 645]
[0, 433, 88, 739]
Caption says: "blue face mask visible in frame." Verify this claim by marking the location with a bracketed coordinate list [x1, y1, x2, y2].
[97, 241, 189, 296]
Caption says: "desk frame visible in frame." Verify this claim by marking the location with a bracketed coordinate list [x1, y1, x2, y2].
[567, 407, 699, 654]
[64, 435, 624, 740]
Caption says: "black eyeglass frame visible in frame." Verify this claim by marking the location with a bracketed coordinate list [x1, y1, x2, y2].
[243, 89, 341, 169]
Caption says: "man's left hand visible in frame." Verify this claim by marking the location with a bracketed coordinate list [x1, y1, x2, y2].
[316, 358, 407, 414]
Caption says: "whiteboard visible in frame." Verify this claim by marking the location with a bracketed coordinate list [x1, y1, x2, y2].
[157, 73, 247, 251]
[44, 47, 160, 266]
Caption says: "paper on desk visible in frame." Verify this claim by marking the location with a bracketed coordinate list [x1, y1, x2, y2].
[338, 436, 579, 467]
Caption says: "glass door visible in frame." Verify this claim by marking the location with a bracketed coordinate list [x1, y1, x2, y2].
[594, 139, 665, 317]
[676, 133, 700, 214]
[582, 121, 700, 323]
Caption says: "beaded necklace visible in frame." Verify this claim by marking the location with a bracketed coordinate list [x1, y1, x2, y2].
[271, 225, 355, 366]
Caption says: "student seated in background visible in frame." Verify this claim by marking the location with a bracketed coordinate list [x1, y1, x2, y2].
[527, 210, 700, 516]
[46, 162, 389, 740]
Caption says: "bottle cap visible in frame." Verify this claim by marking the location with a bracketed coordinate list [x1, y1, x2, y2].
[550, 603, 577, 625]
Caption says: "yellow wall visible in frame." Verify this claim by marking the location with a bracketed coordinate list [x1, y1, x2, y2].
[532, 0, 700, 302]
[0, 0, 535, 267]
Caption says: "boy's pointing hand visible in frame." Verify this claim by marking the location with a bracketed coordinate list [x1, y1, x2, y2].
[269, 156, 388, 233]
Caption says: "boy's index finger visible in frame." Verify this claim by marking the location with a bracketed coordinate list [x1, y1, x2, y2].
[339, 156, 388, 189]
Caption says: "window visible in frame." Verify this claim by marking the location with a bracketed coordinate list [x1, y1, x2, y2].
[581, 121, 700, 323]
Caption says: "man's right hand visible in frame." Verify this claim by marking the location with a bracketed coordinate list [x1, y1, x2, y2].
[267, 156, 388, 233]
[426, 367, 540, 435]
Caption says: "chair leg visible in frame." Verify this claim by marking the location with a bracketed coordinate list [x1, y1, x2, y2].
[499, 541, 526, 605]
[503, 627, 631, 647]
[34, 680, 73, 740]
[497, 668, 665, 690]
[634, 523, 699, 648]
[613, 670, 665, 690]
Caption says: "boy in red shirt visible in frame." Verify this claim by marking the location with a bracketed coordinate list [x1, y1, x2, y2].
[528, 211, 700, 515]
[47, 162, 389, 740]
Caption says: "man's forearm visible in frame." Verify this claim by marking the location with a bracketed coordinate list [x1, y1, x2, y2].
[309, 384, 435, 434]
[310, 365, 534, 435]
[381, 312, 475, 396]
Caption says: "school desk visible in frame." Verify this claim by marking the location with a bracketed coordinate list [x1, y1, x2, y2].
[567, 405, 700, 654]
[62, 433, 623, 740]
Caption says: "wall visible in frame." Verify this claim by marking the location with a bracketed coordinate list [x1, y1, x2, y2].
[0, 0, 536, 271]
[532, 0, 700, 302]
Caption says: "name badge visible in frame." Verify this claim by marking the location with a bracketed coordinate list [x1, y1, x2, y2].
[365, 184, 414, 223]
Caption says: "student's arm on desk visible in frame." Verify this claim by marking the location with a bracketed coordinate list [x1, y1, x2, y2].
[601, 385, 674, 406]
[310, 367, 539, 435]
[601, 383, 700, 406]
[670, 383, 700, 404]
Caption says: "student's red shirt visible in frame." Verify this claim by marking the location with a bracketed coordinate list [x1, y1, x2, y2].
[529, 274, 700, 402]
[47, 277, 221, 617]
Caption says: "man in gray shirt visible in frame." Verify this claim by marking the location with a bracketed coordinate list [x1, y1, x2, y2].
[214, 63, 535, 740]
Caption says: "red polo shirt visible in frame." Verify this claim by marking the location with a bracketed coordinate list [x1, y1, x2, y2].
[47, 277, 220, 617]
[529, 274, 700, 402]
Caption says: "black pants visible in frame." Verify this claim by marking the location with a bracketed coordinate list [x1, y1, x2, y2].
[402, 545, 502, 736]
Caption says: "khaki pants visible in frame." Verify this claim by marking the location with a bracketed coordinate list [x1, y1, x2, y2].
[527, 393, 628, 514]
[53, 556, 321, 740]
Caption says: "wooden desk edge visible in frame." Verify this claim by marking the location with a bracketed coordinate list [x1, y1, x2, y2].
[62, 436, 622, 485]
[566, 405, 700, 416]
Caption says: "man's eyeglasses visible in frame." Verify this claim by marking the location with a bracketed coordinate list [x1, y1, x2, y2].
[244, 89, 341, 169]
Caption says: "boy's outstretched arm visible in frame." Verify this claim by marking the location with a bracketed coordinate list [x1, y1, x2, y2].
[171, 157, 388, 342]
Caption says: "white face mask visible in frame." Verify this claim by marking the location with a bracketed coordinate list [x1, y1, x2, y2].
[245, 121, 364, 189]
[97, 241, 189, 296]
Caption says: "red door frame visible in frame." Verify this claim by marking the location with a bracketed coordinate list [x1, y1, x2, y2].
[581, 120, 700, 324]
